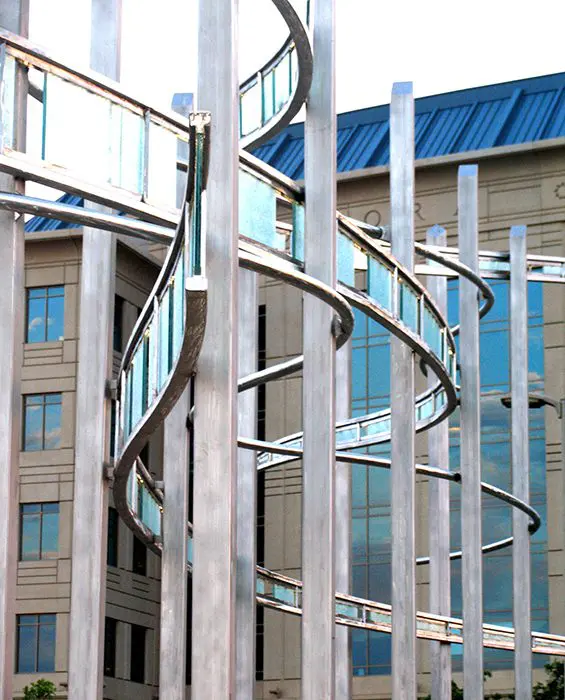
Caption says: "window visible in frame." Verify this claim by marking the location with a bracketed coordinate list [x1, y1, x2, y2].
[132, 536, 147, 577]
[26, 286, 64, 343]
[20, 503, 59, 561]
[23, 394, 62, 451]
[113, 295, 124, 352]
[107, 508, 118, 568]
[129, 624, 146, 684]
[16, 614, 56, 673]
[104, 618, 117, 677]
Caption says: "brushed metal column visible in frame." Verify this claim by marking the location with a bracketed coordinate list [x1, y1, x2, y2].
[336, 341, 352, 700]
[302, 0, 337, 698]
[510, 225, 531, 699]
[235, 268, 258, 699]
[390, 82, 416, 700]
[159, 388, 190, 697]
[68, 1, 121, 697]
[0, 2, 28, 695]
[426, 226, 452, 700]
[458, 164, 483, 699]
[192, 0, 239, 697]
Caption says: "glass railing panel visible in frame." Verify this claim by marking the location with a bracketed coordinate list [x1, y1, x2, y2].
[146, 120, 178, 209]
[336, 425, 358, 444]
[124, 369, 132, 439]
[262, 70, 275, 122]
[138, 481, 161, 537]
[130, 344, 145, 429]
[158, 287, 172, 390]
[336, 601, 362, 620]
[292, 203, 305, 262]
[273, 583, 297, 607]
[43, 73, 113, 183]
[187, 535, 193, 566]
[274, 52, 291, 114]
[1, 53, 16, 149]
[337, 232, 355, 286]
[480, 259, 510, 273]
[368, 257, 392, 312]
[240, 81, 261, 137]
[146, 316, 157, 404]
[172, 253, 185, 359]
[435, 390, 447, 413]
[423, 305, 443, 358]
[366, 608, 391, 626]
[399, 282, 419, 333]
[239, 169, 277, 249]
[416, 396, 434, 422]
[360, 416, 391, 439]
[109, 103, 144, 194]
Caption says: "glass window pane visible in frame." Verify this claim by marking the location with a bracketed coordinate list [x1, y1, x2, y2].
[368, 258, 392, 312]
[41, 511, 59, 559]
[399, 283, 418, 333]
[27, 296, 46, 342]
[24, 398, 44, 451]
[44, 400, 62, 449]
[21, 512, 41, 561]
[46, 294, 64, 341]
[37, 620, 56, 672]
[17, 622, 37, 673]
[239, 169, 277, 248]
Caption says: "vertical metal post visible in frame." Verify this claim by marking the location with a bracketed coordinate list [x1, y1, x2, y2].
[192, 0, 239, 697]
[510, 225, 531, 699]
[336, 341, 352, 700]
[68, 1, 121, 697]
[390, 81, 416, 700]
[235, 268, 258, 699]
[426, 226, 452, 700]
[302, 1, 337, 698]
[159, 389, 190, 697]
[0, 3, 28, 696]
[458, 164, 483, 699]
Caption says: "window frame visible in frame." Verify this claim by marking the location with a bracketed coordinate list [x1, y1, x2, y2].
[25, 285, 65, 344]
[19, 502, 60, 561]
[16, 613, 56, 674]
[22, 393, 63, 452]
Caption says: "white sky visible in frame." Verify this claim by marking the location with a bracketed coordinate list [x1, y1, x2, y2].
[29, 0, 565, 114]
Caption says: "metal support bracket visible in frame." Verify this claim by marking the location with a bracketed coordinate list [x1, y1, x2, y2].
[105, 378, 117, 401]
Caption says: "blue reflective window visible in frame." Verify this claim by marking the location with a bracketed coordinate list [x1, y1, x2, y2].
[16, 614, 56, 673]
[23, 393, 62, 451]
[26, 286, 64, 343]
[20, 503, 59, 561]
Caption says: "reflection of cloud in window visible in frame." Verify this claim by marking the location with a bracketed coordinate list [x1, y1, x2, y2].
[44, 427, 61, 449]
[28, 316, 43, 331]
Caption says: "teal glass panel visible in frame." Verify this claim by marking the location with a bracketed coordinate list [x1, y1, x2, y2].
[416, 396, 434, 422]
[126, 469, 135, 509]
[187, 535, 193, 565]
[336, 425, 357, 444]
[399, 283, 418, 333]
[274, 53, 291, 113]
[361, 416, 391, 439]
[146, 317, 157, 404]
[368, 258, 392, 312]
[423, 306, 443, 358]
[147, 120, 178, 208]
[131, 344, 145, 429]
[140, 484, 161, 537]
[262, 71, 274, 122]
[292, 203, 305, 262]
[240, 81, 261, 137]
[172, 254, 185, 360]
[124, 370, 132, 438]
[158, 289, 171, 389]
[273, 584, 295, 606]
[1, 54, 16, 150]
[337, 232, 355, 286]
[44, 73, 112, 182]
[239, 169, 277, 248]
[109, 103, 144, 193]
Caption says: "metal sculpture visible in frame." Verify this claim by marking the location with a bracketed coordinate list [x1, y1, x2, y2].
[0, 1, 564, 699]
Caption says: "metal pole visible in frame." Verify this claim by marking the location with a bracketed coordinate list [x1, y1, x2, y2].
[159, 389, 190, 697]
[336, 340, 352, 700]
[68, 1, 121, 697]
[458, 164, 483, 700]
[302, 0, 337, 697]
[390, 81, 416, 700]
[510, 224, 531, 699]
[235, 268, 258, 699]
[426, 225, 452, 700]
[192, 0, 239, 697]
[0, 2, 28, 696]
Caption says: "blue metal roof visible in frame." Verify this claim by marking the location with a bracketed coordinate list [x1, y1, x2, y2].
[25, 193, 83, 232]
[252, 72, 565, 179]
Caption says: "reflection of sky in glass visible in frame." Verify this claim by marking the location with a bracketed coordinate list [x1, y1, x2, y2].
[351, 279, 548, 675]
[26, 286, 64, 343]
[20, 503, 59, 560]
[23, 394, 62, 451]
[17, 614, 56, 673]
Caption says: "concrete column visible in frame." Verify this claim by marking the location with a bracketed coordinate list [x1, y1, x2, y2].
[0, 3, 28, 696]
[458, 164, 483, 699]
[236, 269, 258, 699]
[426, 226, 452, 700]
[68, 1, 121, 697]
[390, 82, 416, 700]
[510, 225, 531, 699]
[302, 0, 337, 698]
[336, 341, 352, 700]
[192, 0, 239, 697]
[159, 389, 190, 697]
